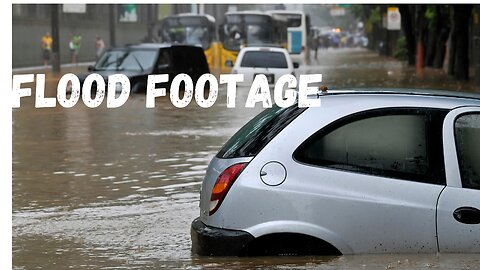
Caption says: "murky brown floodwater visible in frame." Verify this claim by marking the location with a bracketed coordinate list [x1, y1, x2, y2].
[13, 49, 480, 269]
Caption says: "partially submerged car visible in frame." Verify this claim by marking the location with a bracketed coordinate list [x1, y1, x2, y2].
[82, 43, 209, 93]
[191, 89, 480, 256]
[232, 46, 298, 85]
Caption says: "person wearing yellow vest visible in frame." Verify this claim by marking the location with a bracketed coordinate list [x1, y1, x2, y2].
[41, 32, 52, 68]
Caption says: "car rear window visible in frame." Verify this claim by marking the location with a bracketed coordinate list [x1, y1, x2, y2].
[217, 105, 306, 158]
[240, 51, 288, 69]
[293, 108, 447, 185]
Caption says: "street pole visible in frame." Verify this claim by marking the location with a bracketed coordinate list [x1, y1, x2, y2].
[51, 4, 60, 72]
[109, 4, 116, 47]
[147, 4, 154, 42]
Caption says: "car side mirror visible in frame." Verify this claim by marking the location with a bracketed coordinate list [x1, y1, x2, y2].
[225, 60, 234, 67]
[87, 65, 95, 71]
[293, 62, 300, 69]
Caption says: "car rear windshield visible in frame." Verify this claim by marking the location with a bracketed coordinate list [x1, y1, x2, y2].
[240, 51, 288, 69]
[217, 105, 306, 158]
[170, 46, 210, 75]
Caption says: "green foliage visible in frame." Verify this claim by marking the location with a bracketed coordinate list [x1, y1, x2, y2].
[393, 36, 408, 60]
[425, 6, 437, 28]
[369, 7, 382, 24]
[349, 5, 370, 20]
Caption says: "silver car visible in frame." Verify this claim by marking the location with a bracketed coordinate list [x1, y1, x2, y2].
[191, 89, 480, 256]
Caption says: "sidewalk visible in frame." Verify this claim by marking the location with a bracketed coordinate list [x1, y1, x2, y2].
[12, 62, 95, 73]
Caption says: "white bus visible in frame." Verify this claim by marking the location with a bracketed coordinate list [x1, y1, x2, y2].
[267, 10, 310, 65]
[219, 11, 287, 71]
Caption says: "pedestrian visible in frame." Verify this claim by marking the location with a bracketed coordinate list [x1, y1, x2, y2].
[313, 36, 319, 60]
[41, 32, 52, 68]
[69, 33, 82, 64]
[95, 35, 105, 60]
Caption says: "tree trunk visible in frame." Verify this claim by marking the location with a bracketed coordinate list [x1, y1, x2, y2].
[447, 27, 457, 76]
[425, 6, 441, 67]
[399, 5, 416, 65]
[452, 5, 473, 80]
[415, 5, 427, 70]
[433, 6, 450, 69]
[425, 30, 437, 67]
[433, 27, 450, 69]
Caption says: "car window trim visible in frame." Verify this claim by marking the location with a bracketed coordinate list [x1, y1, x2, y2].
[453, 112, 480, 190]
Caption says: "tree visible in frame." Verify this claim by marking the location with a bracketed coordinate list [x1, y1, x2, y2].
[398, 5, 416, 66]
[448, 5, 472, 80]
[415, 5, 428, 71]
[424, 5, 450, 68]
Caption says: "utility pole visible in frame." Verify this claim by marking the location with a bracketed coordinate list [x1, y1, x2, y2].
[147, 4, 154, 42]
[109, 4, 116, 47]
[51, 4, 60, 72]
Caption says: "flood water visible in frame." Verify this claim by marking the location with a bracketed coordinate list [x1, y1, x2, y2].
[13, 48, 480, 269]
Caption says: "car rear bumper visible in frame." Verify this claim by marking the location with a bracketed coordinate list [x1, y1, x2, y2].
[191, 217, 254, 256]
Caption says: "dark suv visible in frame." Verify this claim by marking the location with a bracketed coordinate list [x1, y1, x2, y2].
[83, 43, 209, 93]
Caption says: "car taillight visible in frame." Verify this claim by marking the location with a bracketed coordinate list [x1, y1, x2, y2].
[209, 163, 247, 215]
[302, 46, 305, 52]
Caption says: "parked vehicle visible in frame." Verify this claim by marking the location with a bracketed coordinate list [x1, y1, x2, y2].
[232, 46, 298, 85]
[191, 89, 480, 256]
[81, 43, 209, 93]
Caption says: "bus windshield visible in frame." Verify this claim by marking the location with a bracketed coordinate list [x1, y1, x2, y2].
[221, 14, 273, 51]
[159, 17, 213, 50]
[280, 14, 302, 28]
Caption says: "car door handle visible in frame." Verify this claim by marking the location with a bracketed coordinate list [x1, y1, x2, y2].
[453, 207, 480, 225]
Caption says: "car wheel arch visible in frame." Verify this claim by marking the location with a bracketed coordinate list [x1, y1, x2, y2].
[244, 221, 353, 255]
[242, 232, 342, 256]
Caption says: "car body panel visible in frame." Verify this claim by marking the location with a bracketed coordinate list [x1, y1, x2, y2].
[199, 156, 253, 223]
[437, 187, 480, 253]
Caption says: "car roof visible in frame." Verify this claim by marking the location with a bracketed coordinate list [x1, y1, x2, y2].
[318, 88, 480, 101]
[301, 89, 480, 117]
[239, 46, 288, 53]
[109, 43, 201, 50]
[225, 10, 270, 16]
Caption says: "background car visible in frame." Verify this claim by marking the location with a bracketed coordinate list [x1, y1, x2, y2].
[191, 89, 480, 256]
[231, 46, 299, 85]
[81, 43, 210, 93]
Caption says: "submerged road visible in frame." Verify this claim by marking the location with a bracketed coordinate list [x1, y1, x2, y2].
[13, 48, 480, 269]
